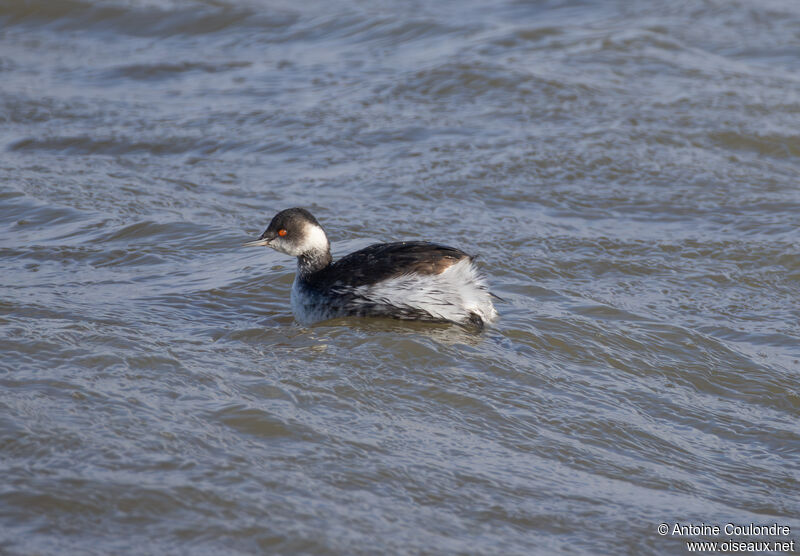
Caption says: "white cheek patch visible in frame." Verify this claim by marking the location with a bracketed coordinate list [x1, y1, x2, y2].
[274, 223, 329, 257]
[300, 223, 329, 254]
[280, 239, 303, 257]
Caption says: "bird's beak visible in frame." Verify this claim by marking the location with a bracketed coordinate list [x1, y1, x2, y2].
[245, 229, 277, 247]
[243, 238, 272, 247]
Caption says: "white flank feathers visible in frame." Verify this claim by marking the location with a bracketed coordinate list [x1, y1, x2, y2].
[355, 258, 497, 324]
[291, 257, 497, 326]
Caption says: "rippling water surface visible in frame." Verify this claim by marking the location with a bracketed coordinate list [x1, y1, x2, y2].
[1, 0, 799, 554]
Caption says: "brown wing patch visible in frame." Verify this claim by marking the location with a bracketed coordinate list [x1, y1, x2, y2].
[311, 241, 472, 290]
[408, 253, 465, 275]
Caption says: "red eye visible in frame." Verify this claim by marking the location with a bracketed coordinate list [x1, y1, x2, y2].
[278, 229, 288, 237]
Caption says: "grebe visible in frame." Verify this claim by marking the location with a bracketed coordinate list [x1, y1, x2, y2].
[245, 208, 498, 329]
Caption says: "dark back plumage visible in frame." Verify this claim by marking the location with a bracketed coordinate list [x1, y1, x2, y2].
[306, 241, 469, 290]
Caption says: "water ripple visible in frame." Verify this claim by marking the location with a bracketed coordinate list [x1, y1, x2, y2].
[2, 0, 799, 554]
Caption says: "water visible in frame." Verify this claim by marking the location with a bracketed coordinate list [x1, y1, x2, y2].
[1, 0, 799, 554]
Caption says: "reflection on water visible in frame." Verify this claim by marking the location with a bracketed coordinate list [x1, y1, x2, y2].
[1, 0, 799, 554]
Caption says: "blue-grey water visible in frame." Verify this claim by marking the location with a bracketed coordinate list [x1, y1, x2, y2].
[1, 1, 799, 554]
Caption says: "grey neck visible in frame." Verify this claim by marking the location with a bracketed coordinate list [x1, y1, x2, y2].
[297, 248, 332, 276]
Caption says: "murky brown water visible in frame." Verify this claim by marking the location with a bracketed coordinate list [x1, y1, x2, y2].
[1, 0, 799, 554]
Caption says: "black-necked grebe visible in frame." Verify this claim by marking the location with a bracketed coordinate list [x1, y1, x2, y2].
[245, 208, 498, 329]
